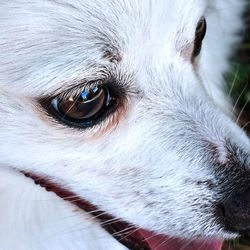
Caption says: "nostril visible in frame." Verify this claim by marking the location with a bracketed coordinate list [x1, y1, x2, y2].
[222, 189, 250, 234]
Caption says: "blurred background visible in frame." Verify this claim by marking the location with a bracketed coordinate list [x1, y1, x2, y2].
[222, 3, 250, 250]
[226, 3, 250, 132]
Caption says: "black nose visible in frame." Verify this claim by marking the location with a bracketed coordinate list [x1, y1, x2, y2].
[223, 189, 250, 233]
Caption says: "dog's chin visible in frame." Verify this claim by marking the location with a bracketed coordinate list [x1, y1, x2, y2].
[24, 172, 223, 250]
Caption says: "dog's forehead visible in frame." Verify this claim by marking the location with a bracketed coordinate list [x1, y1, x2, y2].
[0, 0, 206, 96]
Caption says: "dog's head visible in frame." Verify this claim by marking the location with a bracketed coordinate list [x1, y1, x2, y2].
[0, 0, 249, 245]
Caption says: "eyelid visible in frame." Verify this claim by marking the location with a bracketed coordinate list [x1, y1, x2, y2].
[42, 75, 129, 103]
[57, 80, 103, 101]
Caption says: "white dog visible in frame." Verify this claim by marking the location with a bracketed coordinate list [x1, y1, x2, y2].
[0, 1, 249, 249]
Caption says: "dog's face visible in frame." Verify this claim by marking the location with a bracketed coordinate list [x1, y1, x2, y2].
[0, 0, 249, 241]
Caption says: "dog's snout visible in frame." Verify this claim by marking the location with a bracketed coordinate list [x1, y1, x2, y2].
[222, 189, 250, 234]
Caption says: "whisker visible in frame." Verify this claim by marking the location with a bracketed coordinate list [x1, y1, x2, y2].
[99, 217, 122, 226]
[242, 120, 250, 130]
[114, 227, 140, 242]
[232, 80, 248, 116]
[111, 225, 137, 237]
[227, 64, 240, 99]
[179, 239, 194, 250]
[38, 208, 108, 224]
[198, 238, 208, 250]
[154, 236, 175, 250]
[142, 232, 164, 242]
[62, 96, 79, 119]
[236, 96, 250, 124]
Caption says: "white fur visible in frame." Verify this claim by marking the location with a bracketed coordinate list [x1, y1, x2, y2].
[0, 168, 126, 250]
[0, 0, 248, 249]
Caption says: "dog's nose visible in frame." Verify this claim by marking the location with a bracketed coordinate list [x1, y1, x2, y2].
[223, 189, 250, 233]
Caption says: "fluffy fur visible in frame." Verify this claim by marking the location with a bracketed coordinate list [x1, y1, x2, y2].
[0, 0, 249, 249]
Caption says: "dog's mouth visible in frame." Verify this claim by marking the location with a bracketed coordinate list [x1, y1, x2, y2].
[24, 172, 223, 250]
[136, 230, 222, 250]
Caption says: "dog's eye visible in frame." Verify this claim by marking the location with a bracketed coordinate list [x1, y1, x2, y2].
[50, 84, 115, 128]
[192, 17, 207, 59]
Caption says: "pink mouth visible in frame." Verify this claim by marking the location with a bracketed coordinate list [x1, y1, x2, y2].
[24, 172, 223, 250]
[137, 229, 223, 250]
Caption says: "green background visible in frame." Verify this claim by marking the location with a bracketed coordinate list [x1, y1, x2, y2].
[223, 4, 250, 250]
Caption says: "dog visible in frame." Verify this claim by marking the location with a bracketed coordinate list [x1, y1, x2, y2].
[0, 0, 249, 249]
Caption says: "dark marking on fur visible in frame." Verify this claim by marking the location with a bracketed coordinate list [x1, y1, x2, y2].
[102, 45, 122, 63]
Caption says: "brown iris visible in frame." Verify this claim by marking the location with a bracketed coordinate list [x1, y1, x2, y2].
[56, 85, 109, 121]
